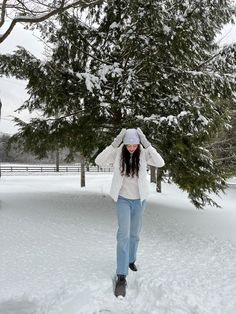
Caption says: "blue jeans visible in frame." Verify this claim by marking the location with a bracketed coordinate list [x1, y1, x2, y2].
[116, 195, 146, 275]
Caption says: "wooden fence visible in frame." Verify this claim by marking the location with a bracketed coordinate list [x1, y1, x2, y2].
[0, 165, 112, 173]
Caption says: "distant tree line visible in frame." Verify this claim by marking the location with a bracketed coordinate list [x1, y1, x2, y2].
[208, 106, 236, 177]
[0, 133, 80, 164]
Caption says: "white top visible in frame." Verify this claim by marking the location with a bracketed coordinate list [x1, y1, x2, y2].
[119, 175, 140, 199]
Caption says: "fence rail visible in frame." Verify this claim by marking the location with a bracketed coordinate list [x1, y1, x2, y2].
[0, 165, 112, 173]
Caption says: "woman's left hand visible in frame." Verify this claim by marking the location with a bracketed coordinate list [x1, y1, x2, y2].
[137, 128, 150, 148]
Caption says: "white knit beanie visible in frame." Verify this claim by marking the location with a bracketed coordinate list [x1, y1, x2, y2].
[123, 129, 140, 144]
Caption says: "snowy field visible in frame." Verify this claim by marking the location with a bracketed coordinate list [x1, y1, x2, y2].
[0, 174, 236, 314]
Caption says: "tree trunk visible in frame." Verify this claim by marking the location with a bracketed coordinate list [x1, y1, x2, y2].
[156, 168, 162, 193]
[55, 149, 59, 172]
[80, 155, 85, 187]
[150, 166, 156, 183]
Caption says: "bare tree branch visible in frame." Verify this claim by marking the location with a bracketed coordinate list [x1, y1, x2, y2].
[214, 155, 236, 162]
[195, 42, 236, 70]
[0, 0, 8, 28]
[0, 0, 103, 44]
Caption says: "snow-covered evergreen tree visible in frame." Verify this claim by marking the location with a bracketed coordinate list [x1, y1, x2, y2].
[86, 0, 236, 208]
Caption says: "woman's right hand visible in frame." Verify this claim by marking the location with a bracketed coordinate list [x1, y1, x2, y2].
[112, 128, 126, 148]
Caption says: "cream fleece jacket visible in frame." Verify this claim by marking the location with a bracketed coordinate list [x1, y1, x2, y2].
[95, 144, 165, 201]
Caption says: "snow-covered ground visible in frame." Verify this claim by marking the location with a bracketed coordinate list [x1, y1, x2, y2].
[0, 174, 236, 314]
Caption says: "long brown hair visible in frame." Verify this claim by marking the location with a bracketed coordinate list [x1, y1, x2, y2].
[120, 145, 140, 177]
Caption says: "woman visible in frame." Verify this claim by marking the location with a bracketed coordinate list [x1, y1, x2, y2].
[95, 128, 165, 297]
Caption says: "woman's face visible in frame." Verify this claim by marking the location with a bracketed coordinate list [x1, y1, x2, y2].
[126, 144, 139, 153]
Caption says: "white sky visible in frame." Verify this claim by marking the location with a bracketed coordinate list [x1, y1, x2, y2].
[0, 23, 44, 135]
[0, 21, 236, 135]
